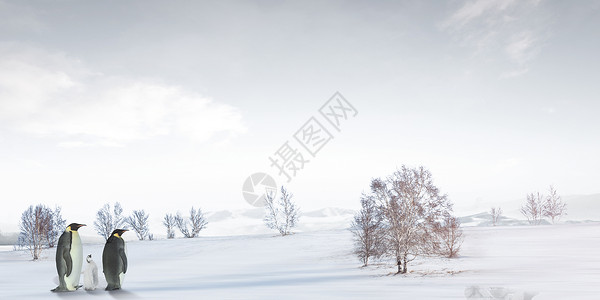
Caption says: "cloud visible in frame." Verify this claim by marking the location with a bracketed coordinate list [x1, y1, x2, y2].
[0, 44, 246, 146]
[445, 0, 517, 28]
[442, 0, 547, 78]
[505, 32, 537, 64]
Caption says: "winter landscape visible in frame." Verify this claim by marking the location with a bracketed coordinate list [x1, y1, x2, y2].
[2, 0, 600, 299]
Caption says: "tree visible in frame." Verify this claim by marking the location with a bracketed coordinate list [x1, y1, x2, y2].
[94, 202, 127, 240]
[543, 185, 567, 224]
[520, 192, 544, 225]
[47, 206, 66, 248]
[175, 207, 208, 238]
[264, 186, 299, 236]
[434, 215, 463, 258]
[350, 194, 385, 266]
[163, 213, 177, 239]
[126, 210, 150, 240]
[19, 204, 53, 260]
[370, 166, 453, 274]
[490, 207, 502, 226]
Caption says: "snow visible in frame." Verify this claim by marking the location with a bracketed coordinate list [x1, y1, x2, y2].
[1, 223, 599, 299]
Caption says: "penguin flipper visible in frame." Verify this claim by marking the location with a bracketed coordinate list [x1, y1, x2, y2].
[62, 247, 73, 276]
[119, 248, 127, 274]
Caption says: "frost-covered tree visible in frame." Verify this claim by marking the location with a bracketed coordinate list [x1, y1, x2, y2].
[48, 206, 66, 248]
[163, 213, 177, 239]
[370, 166, 453, 274]
[175, 207, 208, 238]
[351, 194, 385, 266]
[94, 202, 127, 240]
[490, 207, 502, 226]
[433, 215, 463, 258]
[521, 192, 544, 225]
[126, 210, 150, 240]
[264, 186, 299, 236]
[18, 204, 53, 260]
[543, 185, 567, 224]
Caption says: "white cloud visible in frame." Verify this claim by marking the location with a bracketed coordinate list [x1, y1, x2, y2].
[0, 45, 246, 146]
[442, 0, 546, 78]
[505, 32, 537, 64]
[445, 0, 517, 28]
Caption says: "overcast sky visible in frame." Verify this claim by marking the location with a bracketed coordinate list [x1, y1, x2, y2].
[1, 0, 599, 229]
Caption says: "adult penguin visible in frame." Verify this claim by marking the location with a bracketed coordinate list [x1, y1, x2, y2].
[51, 223, 86, 292]
[102, 229, 128, 290]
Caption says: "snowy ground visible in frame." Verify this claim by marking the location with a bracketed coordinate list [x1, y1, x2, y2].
[1, 223, 599, 299]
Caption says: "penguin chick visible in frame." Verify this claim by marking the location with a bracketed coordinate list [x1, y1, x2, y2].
[51, 223, 86, 292]
[102, 229, 128, 290]
[83, 254, 99, 291]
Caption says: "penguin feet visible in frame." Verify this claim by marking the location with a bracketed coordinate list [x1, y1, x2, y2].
[51, 286, 70, 292]
[105, 285, 121, 291]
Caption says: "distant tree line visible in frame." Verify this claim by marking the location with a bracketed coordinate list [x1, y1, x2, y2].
[93, 202, 208, 240]
[16, 201, 210, 260]
[490, 185, 567, 226]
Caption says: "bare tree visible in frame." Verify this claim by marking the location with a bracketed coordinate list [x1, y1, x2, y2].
[543, 185, 567, 224]
[126, 210, 150, 240]
[163, 213, 177, 239]
[94, 202, 128, 240]
[350, 194, 385, 266]
[19, 204, 53, 260]
[520, 192, 544, 225]
[175, 207, 208, 238]
[434, 215, 463, 258]
[490, 207, 502, 226]
[370, 166, 453, 274]
[41, 206, 66, 248]
[113, 202, 126, 229]
[264, 186, 299, 236]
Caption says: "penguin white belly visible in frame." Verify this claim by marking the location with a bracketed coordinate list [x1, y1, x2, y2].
[64, 232, 83, 290]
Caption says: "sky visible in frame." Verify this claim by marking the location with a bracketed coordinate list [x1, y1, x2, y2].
[1, 0, 599, 231]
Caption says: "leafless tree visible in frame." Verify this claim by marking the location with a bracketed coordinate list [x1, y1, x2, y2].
[371, 166, 453, 274]
[264, 186, 299, 236]
[94, 202, 128, 240]
[490, 207, 502, 226]
[434, 215, 463, 258]
[175, 207, 208, 238]
[47, 206, 66, 248]
[543, 185, 567, 224]
[520, 192, 544, 225]
[350, 194, 385, 266]
[163, 213, 177, 239]
[19, 204, 53, 260]
[126, 210, 150, 240]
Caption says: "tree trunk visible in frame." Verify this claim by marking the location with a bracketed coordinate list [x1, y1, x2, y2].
[396, 258, 402, 274]
[402, 256, 407, 274]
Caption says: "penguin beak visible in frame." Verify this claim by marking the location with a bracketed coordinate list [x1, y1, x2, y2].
[78, 224, 87, 228]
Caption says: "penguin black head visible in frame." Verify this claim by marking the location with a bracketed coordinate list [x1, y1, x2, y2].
[111, 229, 128, 238]
[67, 223, 86, 231]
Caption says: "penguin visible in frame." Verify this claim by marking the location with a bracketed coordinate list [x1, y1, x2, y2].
[83, 254, 99, 291]
[51, 223, 86, 292]
[102, 229, 128, 290]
